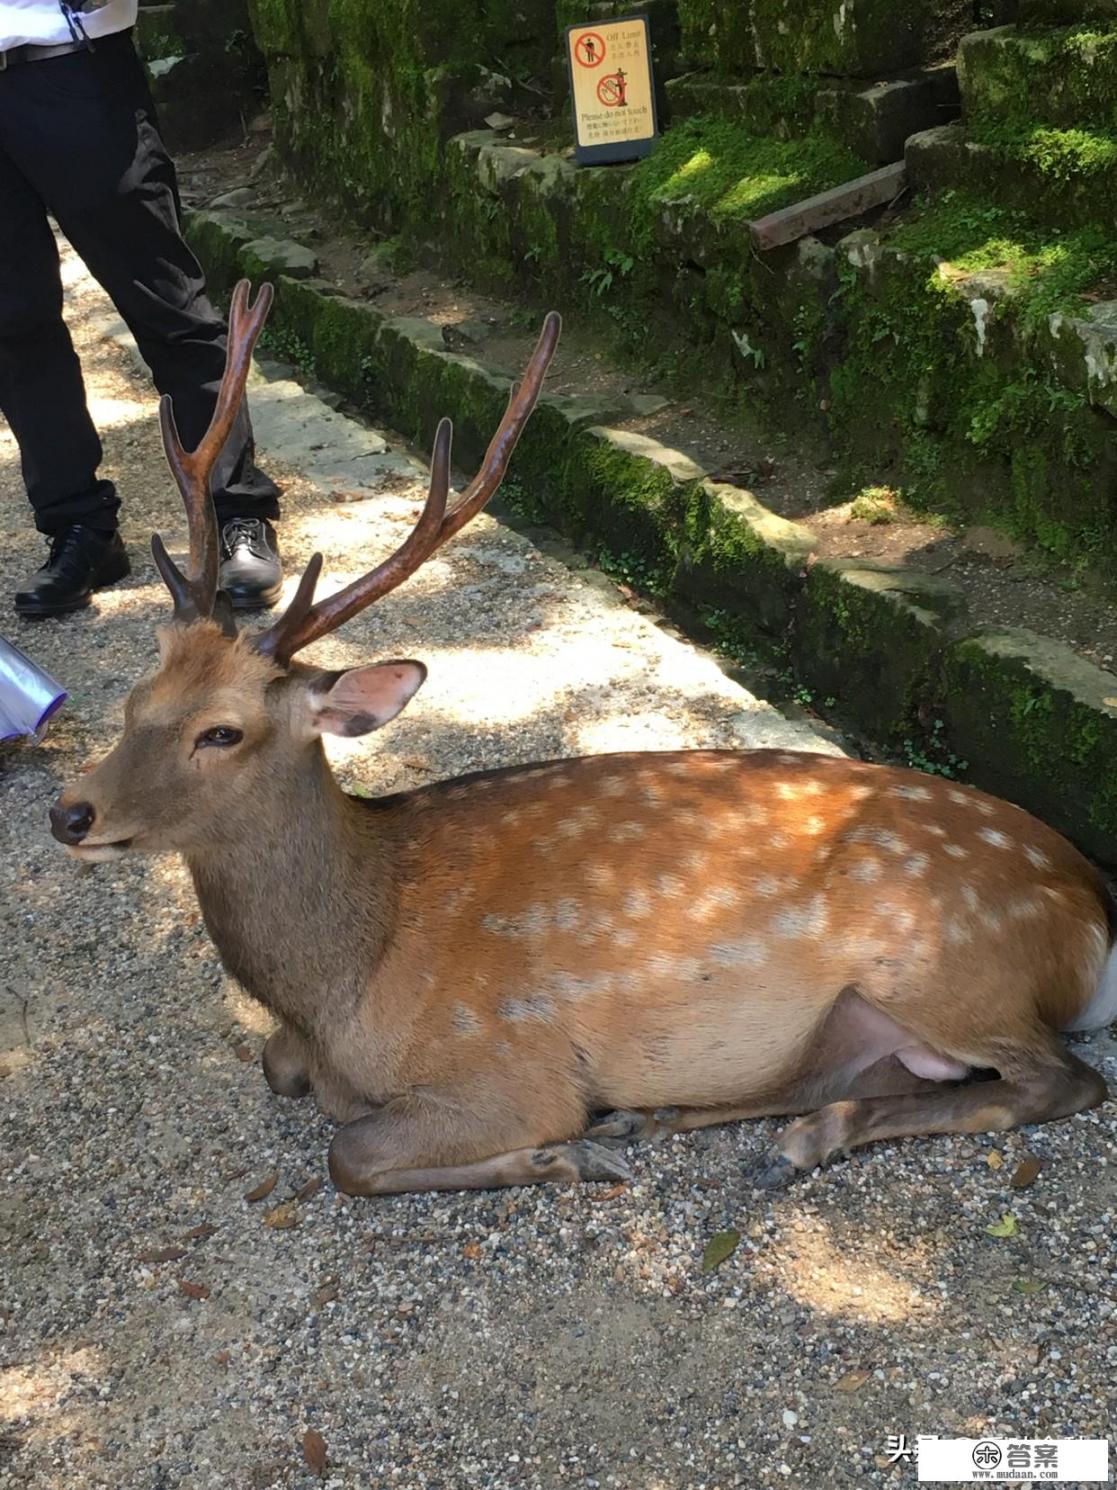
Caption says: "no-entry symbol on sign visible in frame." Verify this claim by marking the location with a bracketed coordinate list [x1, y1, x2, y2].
[573, 32, 605, 67]
[597, 70, 628, 107]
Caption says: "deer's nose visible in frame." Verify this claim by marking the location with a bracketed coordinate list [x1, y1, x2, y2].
[50, 800, 95, 845]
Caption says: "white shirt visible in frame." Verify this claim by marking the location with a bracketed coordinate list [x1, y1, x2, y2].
[0, 1, 138, 50]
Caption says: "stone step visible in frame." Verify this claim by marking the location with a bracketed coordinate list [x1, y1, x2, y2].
[905, 120, 1117, 230]
[667, 65, 959, 165]
[959, 22, 1117, 132]
[678, 0, 971, 80]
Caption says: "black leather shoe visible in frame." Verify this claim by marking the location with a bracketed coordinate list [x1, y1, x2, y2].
[218, 518, 283, 610]
[14, 525, 130, 618]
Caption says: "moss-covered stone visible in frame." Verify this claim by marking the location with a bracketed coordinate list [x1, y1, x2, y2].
[679, 0, 970, 78]
[941, 627, 1117, 861]
[793, 560, 963, 742]
[907, 121, 1117, 232]
[959, 24, 1117, 132]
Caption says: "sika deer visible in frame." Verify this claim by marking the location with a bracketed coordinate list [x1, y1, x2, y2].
[52, 281, 1114, 1196]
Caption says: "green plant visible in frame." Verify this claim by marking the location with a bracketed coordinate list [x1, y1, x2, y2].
[580, 250, 635, 300]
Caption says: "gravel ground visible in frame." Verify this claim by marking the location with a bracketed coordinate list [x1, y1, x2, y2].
[1, 252, 1115, 1490]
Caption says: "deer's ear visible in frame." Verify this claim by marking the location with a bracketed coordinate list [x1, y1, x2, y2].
[308, 661, 426, 738]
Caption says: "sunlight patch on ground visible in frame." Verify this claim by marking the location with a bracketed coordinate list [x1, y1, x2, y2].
[771, 1216, 941, 1325]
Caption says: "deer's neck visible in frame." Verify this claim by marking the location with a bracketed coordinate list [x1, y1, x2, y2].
[185, 748, 398, 1035]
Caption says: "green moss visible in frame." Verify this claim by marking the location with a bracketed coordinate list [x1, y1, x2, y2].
[629, 117, 867, 230]
[960, 25, 1117, 133]
[942, 634, 1117, 859]
[679, 0, 969, 76]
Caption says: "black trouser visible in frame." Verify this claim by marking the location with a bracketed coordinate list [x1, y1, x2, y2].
[0, 29, 279, 537]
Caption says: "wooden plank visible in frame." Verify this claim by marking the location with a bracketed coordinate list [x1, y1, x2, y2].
[748, 161, 907, 252]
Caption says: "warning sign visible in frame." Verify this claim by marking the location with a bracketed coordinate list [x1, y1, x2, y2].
[566, 15, 658, 166]
[573, 32, 605, 67]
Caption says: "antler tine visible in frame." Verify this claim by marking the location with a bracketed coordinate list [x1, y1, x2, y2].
[252, 311, 561, 665]
[438, 310, 561, 544]
[154, 280, 274, 621]
[253, 419, 453, 664]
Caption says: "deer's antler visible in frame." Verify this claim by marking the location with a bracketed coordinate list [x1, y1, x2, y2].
[254, 310, 561, 665]
[152, 280, 274, 624]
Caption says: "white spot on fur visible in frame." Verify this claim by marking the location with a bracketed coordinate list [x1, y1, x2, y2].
[554, 899, 581, 933]
[903, 852, 930, 878]
[452, 1003, 481, 1034]
[802, 815, 826, 836]
[690, 886, 737, 920]
[923, 824, 947, 838]
[978, 827, 1011, 848]
[709, 938, 767, 968]
[600, 774, 627, 797]
[961, 885, 979, 911]
[945, 918, 970, 946]
[777, 753, 800, 765]
[772, 895, 829, 938]
[608, 821, 646, 843]
[847, 827, 906, 854]
[849, 857, 883, 884]
[499, 994, 555, 1023]
[890, 784, 932, 801]
[769, 831, 790, 851]
[623, 887, 653, 919]
[556, 818, 584, 840]
[683, 849, 709, 873]
[755, 875, 781, 897]
[501, 807, 524, 827]
[1024, 845, 1052, 870]
[645, 951, 703, 982]
[656, 874, 685, 900]
[614, 927, 637, 947]
[587, 863, 615, 891]
[944, 843, 968, 859]
[482, 905, 549, 938]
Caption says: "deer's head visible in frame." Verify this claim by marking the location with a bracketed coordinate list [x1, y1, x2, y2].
[51, 282, 560, 860]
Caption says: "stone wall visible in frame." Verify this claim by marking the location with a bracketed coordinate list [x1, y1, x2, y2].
[239, 2, 1117, 569]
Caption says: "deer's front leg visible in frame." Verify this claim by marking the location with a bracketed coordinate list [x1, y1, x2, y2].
[327, 1097, 630, 1197]
[261, 1024, 311, 1100]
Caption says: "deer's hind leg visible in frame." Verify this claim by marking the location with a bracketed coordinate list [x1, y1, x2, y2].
[748, 1034, 1106, 1190]
[327, 1089, 628, 1197]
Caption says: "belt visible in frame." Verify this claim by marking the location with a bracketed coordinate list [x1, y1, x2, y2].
[0, 40, 86, 71]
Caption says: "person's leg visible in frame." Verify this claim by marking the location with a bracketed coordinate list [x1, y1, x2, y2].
[0, 34, 282, 608]
[0, 102, 128, 615]
[0, 117, 117, 534]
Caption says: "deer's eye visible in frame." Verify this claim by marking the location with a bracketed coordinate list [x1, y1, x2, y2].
[196, 726, 243, 749]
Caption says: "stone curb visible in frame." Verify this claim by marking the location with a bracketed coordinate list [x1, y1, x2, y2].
[185, 208, 1117, 862]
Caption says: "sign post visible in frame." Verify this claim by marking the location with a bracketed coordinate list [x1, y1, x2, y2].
[565, 15, 658, 166]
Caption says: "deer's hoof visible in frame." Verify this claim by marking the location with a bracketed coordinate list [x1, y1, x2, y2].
[261, 1028, 311, 1100]
[564, 1140, 633, 1184]
[744, 1149, 800, 1191]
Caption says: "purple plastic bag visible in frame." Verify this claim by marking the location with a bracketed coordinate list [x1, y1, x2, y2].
[0, 637, 67, 742]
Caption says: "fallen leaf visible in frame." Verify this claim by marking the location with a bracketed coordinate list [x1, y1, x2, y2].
[187, 1223, 218, 1240]
[986, 1149, 1004, 1170]
[1010, 1156, 1043, 1190]
[312, 1282, 339, 1308]
[234, 1043, 253, 1063]
[588, 1182, 628, 1203]
[462, 1241, 483, 1261]
[138, 1245, 186, 1264]
[1014, 1278, 1046, 1295]
[264, 1201, 300, 1230]
[244, 1173, 278, 1203]
[214, 1350, 231, 1366]
[177, 1279, 211, 1300]
[701, 1229, 740, 1273]
[303, 1428, 328, 1476]
[294, 1177, 323, 1204]
[835, 1370, 871, 1394]
[986, 1213, 1018, 1238]
[349, 783, 374, 799]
